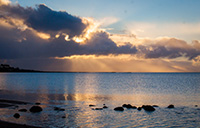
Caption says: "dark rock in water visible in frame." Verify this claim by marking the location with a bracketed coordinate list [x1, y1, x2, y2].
[122, 104, 137, 109]
[167, 104, 175, 108]
[114, 107, 124, 111]
[59, 108, 65, 111]
[35, 102, 41, 105]
[29, 106, 43, 113]
[137, 107, 142, 111]
[93, 108, 103, 110]
[122, 104, 131, 108]
[129, 105, 137, 109]
[54, 107, 60, 110]
[18, 109, 27, 112]
[89, 104, 95, 107]
[195, 105, 198, 107]
[62, 116, 66, 118]
[13, 113, 20, 118]
[122, 104, 128, 107]
[54, 107, 65, 111]
[152, 105, 159, 107]
[103, 105, 108, 109]
[142, 105, 155, 111]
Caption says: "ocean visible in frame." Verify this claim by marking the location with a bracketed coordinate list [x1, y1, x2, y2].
[0, 72, 200, 127]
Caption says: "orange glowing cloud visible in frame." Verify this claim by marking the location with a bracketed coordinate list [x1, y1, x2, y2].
[73, 18, 100, 44]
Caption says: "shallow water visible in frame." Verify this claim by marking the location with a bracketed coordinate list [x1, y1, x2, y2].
[0, 73, 200, 127]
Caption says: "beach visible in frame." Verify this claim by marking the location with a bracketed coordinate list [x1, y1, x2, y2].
[0, 120, 41, 128]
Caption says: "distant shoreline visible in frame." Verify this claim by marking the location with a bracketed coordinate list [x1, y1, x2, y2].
[0, 71, 200, 73]
[0, 64, 41, 73]
[1, 64, 200, 73]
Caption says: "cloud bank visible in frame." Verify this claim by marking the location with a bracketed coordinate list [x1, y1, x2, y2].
[0, 0, 137, 60]
[0, 0, 200, 71]
[137, 38, 200, 60]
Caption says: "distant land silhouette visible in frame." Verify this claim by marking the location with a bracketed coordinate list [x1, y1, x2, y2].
[0, 64, 40, 72]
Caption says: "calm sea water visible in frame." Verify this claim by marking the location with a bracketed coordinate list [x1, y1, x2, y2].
[0, 73, 200, 127]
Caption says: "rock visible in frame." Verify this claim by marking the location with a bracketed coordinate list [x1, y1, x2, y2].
[122, 104, 131, 108]
[142, 105, 155, 111]
[29, 106, 43, 113]
[18, 109, 27, 112]
[35, 102, 41, 105]
[93, 108, 103, 110]
[59, 108, 65, 111]
[152, 105, 159, 107]
[89, 104, 95, 107]
[167, 104, 175, 108]
[195, 105, 198, 107]
[122, 104, 137, 109]
[114, 107, 124, 111]
[137, 107, 142, 111]
[131, 106, 137, 109]
[62, 116, 66, 118]
[103, 106, 108, 109]
[54, 107, 60, 110]
[13, 113, 20, 118]
[54, 107, 65, 111]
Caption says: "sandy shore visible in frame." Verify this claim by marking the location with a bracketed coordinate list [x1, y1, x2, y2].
[0, 120, 42, 128]
[0, 99, 42, 128]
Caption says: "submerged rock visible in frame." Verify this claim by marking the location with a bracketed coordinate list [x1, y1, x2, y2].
[142, 105, 155, 111]
[18, 109, 27, 112]
[59, 108, 65, 111]
[89, 104, 96, 107]
[137, 107, 142, 111]
[103, 104, 108, 108]
[62, 116, 66, 118]
[103, 105, 108, 109]
[152, 105, 159, 107]
[13, 113, 20, 118]
[29, 106, 43, 113]
[122, 104, 137, 109]
[54, 107, 65, 111]
[114, 107, 124, 111]
[167, 104, 175, 108]
[92, 108, 103, 110]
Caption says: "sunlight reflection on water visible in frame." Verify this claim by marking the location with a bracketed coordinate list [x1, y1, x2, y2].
[0, 73, 200, 127]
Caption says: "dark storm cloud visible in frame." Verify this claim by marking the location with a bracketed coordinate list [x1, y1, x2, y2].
[0, 2, 86, 36]
[0, 1, 137, 60]
[0, 24, 137, 59]
[82, 32, 137, 55]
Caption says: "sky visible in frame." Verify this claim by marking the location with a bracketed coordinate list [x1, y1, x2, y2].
[0, 0, 200, 72]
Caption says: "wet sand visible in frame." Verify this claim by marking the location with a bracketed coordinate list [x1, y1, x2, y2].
[0, 120, 42, 128]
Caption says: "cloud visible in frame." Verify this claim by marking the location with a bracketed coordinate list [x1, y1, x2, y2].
[127, 22, 200, 42]
[137, 38, 200, 60]
[82, 31, 137, 55]
[0, 0, 200, 72]
[0, 0, 10, 5]
[0, 1, 137, 61]
[0, 2, 87, 37]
